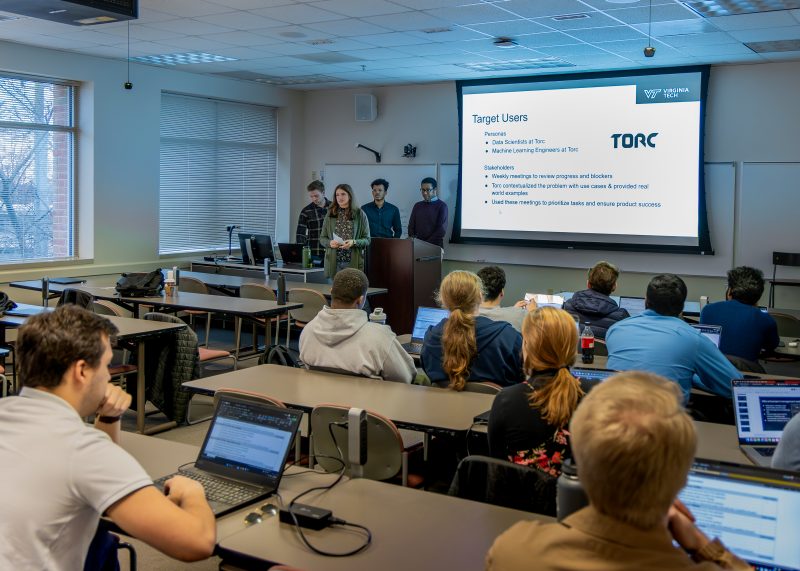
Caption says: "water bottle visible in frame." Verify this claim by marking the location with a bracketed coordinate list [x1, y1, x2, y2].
[302, 245, 312, 269]
[164, 270, 176, 296]
[42, 277, 49, 307]
[556, 459, 589, 521]
[699, 295, 709, 310]
[173, 266, 180, 294]
[277, 272, 286, 305]
[369, 307, 387, 326]
[580, 323, 595, 364]
[264, 258, 271, 278]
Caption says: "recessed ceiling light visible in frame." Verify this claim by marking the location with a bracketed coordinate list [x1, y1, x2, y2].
[457, 57, 574, 71]
[682, 0, 800, 17]
[131, 52, 238, 66]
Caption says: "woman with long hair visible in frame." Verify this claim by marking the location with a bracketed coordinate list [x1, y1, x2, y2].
[319, 183, 371, 280]
[488, 307, 589, 477]
[421, 270, 523, 389]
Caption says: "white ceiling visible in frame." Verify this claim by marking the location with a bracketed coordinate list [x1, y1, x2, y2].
[1, 0, 800, 89]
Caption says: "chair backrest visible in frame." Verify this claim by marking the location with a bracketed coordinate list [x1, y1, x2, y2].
[57, 288, 94, 309]
[178, 276, 209, 294]
[239, 283, 277, 302]
[448, 455, 557, 516]
[213, 388, 286, 409]
[463, 381, 503, 394]
[770, 312, 800, 338]
[287, 288, 327, 323]
[311, 404, 404, 481]
[594, 339, 609, 357]
[773, 252, 800, 268]
[92, 299, 125, 317]
[142, 312, 197, 347]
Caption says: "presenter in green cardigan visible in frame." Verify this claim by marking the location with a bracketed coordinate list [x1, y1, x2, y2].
[320, 183, 371, 280]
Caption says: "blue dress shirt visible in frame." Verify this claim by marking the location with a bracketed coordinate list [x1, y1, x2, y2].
[606, 309, 739, 400]
[362, 201, 402, 238]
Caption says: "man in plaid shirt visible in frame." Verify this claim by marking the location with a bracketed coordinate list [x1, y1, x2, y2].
[295, 180, 331, 257]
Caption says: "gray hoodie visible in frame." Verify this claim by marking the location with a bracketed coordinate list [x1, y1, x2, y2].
[299, 306, 416, 383]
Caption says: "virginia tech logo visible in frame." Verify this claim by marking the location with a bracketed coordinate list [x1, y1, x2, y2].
[643, 89, 662, 99]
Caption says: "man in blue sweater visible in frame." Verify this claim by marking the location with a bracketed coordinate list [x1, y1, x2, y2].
[607, 274, 739, 401]
[700, 266, 778, 367]
[362, 178, 402, 238]
[408, 177, 447, 248]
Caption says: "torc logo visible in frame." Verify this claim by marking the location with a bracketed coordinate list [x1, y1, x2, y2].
[611, 133, 658, 148]
[644, 89, 662, 99]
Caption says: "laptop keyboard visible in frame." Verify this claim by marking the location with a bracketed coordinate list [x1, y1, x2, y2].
[402, 342, 423, 353]
[753, 446, 776, 457]
[153, 471, 260, 505]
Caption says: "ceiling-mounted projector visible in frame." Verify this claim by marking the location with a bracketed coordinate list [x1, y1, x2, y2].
[0, 0, 137, 26]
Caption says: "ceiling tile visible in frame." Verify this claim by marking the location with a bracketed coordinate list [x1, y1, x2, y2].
[145, 0, 232, 17]
[358, 31, 432, 46]
[424, 4, 520, 26]
[251, 4, 344, 23]
[362, 11, 451, 32]
[311, 0, 409, 18]
[198, 30, 282, 46]
[709, 11, 799, 31]
[146, 18, 236, 35]
[305, 18, 394, 36]
[159, 35, 236, 50]
[659, 31, 739, 47]
[535, 12, 621, 31]
[405, 27, 489, 41]
[513, 31, 583, 48]
[250, 24, 331, 40]
[630, 18, 721, 36]
[194, 11, 286, 30]
[568, 25, 647, 42]
[205, 0, 295, 8]
[606, 3, 702, 25]
[339, 46, 413, 60]
[464, 19, 551, 38]
[498, 0, 602, 19]
[727, 24, 800, 42]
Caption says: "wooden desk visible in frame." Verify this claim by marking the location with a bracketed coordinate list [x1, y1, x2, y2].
[775, 336, 800, 358]
[217, 477, 547, 571]
[694, 421, 750, 464]
[184, 364, 495, 437]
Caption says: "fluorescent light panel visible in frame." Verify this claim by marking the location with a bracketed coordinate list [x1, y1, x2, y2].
[131, 52, 238, 65]
[457, 57, 574, 71]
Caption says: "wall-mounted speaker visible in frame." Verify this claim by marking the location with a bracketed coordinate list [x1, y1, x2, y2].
[354, 93, 377, 122]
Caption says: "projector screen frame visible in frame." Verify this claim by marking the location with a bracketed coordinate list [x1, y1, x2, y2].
[451, 65, 713, 256]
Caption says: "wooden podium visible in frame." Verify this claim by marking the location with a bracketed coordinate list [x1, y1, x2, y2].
[366, 238, 442, 334]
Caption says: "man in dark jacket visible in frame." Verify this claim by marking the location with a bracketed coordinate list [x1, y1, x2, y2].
[563, 261, 629, 339]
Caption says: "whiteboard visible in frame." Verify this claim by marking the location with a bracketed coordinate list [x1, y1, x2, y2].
[323, 164, 437, 237]
[737, 162, 800, 279]
[440, 162, 736, 277]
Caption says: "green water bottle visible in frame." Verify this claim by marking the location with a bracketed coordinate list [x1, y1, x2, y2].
[302, 245, 312, 268]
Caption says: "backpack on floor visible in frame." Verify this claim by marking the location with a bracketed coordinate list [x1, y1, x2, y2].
[259, 345, 302, 368]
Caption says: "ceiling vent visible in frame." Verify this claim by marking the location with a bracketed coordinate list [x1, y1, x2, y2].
[0, 0, 137, 25]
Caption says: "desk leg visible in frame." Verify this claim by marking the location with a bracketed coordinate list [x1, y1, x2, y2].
[136, 340, 146, 434]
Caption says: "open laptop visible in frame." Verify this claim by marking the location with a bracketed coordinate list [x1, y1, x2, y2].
[733, 378, 800, 467]
[619, 296, 646, 317]
[680, 459, 800, 571]
[691, 323, 723, 348]
[401, 306, 450, 355]
[571, 367, 617, 388]
[278, 243, 303, 264]
[153, 393, 301, 517]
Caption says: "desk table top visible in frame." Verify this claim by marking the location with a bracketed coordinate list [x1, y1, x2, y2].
[184, 364, 494, 435]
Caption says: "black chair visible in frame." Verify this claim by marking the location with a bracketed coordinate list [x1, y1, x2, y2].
[769, 252, 800, 307]
[448, 455, 557, 516]
[57, 288, 94, 309]
[84, 526, 137, 571]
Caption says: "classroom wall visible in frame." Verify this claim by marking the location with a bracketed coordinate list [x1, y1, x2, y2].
[0, 39, 304, 284]
[299, 61, 800, 307]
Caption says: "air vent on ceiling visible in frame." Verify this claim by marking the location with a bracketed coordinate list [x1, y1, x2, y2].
[295, 52, 363, 64]
[307, 38, 335, 45]
[746, 39, 800, 53]
[421, 27, 452, 33]
[552, 13, 590, 21]
[0, 0, 137, 25]
[256, 75, 346, 86]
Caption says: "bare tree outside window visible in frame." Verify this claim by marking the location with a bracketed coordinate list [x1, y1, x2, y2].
[0, 75, 74, 263]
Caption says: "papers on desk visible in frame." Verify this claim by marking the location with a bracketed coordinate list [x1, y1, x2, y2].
[525, 293, 565, 308]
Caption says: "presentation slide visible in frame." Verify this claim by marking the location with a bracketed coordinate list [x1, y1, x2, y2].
[455, 67, 711, 253]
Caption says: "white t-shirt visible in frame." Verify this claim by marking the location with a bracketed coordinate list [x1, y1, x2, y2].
[0, 388, 152, 571]
[479, 305, 528, 332]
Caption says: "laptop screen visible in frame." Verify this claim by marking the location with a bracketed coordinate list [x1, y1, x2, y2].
[691, 324, 722, 348]
[619, 296, 646, 316]
[196, 395, 301, 486]
[733, 379, 800, 445]
[278, 243, 302, 264]
[571, 368, 617, 383]
[680, 459, 800, 571]
[411, 307, 450, 341]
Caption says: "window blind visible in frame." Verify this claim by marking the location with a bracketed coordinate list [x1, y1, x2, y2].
[159, 93, 277, 255]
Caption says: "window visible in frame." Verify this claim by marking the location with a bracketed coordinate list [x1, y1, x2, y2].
[0, 74, 75, 263]
[159, 94, 277, 255]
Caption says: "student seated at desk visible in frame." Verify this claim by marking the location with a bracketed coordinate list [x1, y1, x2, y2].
[0, 306, 215, 569]
[487, 372, 752, 571]
[562, 260, 629, 339]
[477, 265, 535, 332]
[421, 270, 523, 389]
[700, 266, 778, 368]
[606, 274, 739, 401]
[489, 308, 591, 477]
[299, 268, 416, 383]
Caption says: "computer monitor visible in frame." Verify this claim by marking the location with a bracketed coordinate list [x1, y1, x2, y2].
[238, 232, 274, 265]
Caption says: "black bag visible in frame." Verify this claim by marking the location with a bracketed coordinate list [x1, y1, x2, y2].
[0, 292, 17, 315]
[115, 269, 164, 297]
[259, 345, 302, 368]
